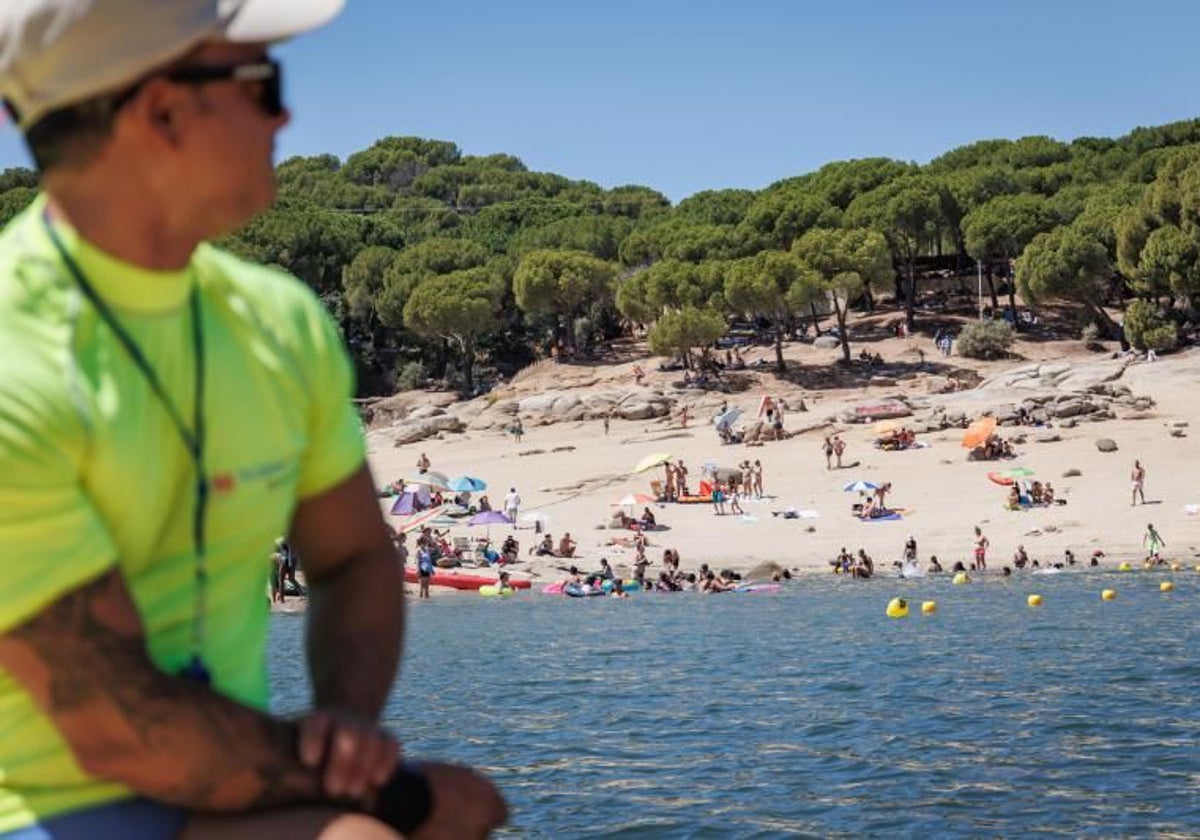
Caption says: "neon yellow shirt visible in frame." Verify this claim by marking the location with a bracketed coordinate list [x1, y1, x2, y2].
[0, 196, 366, 830]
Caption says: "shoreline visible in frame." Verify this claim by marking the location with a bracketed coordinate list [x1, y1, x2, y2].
[269, 555, 1196, 612]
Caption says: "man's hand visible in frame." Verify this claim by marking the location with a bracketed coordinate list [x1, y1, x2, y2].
[411, 763, 508, 839]
[298, 710, 400, 803]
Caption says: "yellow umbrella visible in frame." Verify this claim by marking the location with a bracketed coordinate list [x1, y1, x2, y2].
[961, 417, 997, 449]
[633, 452, 674, 474]
[874, 420, 901, 435]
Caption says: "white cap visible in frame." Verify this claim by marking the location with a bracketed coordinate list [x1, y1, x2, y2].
[0, 0, 344, 128]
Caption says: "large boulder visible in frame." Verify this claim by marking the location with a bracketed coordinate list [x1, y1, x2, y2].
[813, 335, 840, 350]
[406, 405, 446, 421]
[619, 401, 663, 420]
[517, 391, 582, 414]
[1096, 438, 1119, 453]
[844, 399, 912, 423]
[389, 415, 466, 445]
[1051, 399, 1094, 419]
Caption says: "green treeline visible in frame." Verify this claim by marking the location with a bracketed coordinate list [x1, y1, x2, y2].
[4, 122, 1200, 395]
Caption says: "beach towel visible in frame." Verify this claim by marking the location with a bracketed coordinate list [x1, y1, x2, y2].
[862, 507, 910, 523]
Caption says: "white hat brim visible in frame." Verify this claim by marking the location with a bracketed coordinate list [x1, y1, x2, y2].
[224, 0, 346, 43]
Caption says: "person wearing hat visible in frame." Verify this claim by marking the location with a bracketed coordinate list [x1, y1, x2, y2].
[0, 1, 504, 837]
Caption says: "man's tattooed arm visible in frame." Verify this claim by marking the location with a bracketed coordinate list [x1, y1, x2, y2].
[0, 569, 325, 811]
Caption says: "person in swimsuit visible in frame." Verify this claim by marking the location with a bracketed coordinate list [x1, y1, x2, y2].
[974, 526, 990, 570]
[1131, 460, 1146, 506]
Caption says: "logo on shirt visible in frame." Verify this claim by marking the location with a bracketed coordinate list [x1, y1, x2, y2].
[209, 459, 295, 497]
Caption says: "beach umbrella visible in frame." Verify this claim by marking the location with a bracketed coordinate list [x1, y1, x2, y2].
[714, 406, 743, 430]
[874, 419, 901, 435]
[613, 493, 656, 507]
[396, 505, 450, 533]
[960, 417, 997, 449]
[843, 480, 879, 493]
[468, 510, 512, 527]
[406, 470, 452, 491]
[448, 475, 488, 492]
[633, 452, 674, 474]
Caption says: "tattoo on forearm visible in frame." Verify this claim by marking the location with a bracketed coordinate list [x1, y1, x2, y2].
[0, 571, 322, 812]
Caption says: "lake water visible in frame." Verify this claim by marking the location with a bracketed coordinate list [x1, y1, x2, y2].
[269, 570, 1200, 837]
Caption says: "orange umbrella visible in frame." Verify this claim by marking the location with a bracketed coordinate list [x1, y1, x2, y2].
[961, 417, 997, 449]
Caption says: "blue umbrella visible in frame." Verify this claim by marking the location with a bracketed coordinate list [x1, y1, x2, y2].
[843, 480, 879, 493]
[449, 476, 488, 492]
[714, 406, 743, 431]
[468, 510, 512, 527]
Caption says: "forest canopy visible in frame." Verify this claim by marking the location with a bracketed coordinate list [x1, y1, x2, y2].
[5, 121, 1200, 395]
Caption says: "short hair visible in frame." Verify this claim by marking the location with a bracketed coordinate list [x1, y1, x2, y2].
[19, 94, 123, 173]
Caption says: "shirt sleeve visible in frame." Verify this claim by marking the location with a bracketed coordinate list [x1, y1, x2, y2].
[294, 299, 367, 500]
[0, 384, 117, 635]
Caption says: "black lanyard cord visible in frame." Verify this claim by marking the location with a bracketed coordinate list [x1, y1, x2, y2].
[42, 211, 212, 682]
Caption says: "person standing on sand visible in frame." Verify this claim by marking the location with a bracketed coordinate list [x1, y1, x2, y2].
[676, 460, 690, 496]
[1131, 460, 1146, 505]
[504, 487, 521, 523]
[603, 414, 610, 435]
[728, 483, 744, 515]
[833, 435, 846, 468]
[512, 416, 524, 443]
[396, 530, 409, 568]
[974, 526, 990, 570]
[712, 481, 727, 515]
[0, 2, 504, 836]
[753, 459, 765, 498]
[416, 452, 431, 474]
[823, 436, 834, 470]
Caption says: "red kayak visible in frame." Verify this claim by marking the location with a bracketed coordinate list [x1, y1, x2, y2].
[987, 472, 1014, 486]
[403, 568, 531, 591]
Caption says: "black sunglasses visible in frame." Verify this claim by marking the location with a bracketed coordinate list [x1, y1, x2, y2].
[164, 59, 284, 118]
[108, 59, 284, 119]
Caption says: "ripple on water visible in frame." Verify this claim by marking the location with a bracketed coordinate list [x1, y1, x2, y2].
[269, 572, 1200, 835]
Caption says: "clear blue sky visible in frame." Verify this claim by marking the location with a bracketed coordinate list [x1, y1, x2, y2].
[3, 0, 1199, 201]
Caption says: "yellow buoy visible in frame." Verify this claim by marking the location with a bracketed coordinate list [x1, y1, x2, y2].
[921, 600, 937, 615]
[1118, 562, 1131, 572]
[1028, 594, 1043, 607]
[886, 597, 909, 618]
[1161, 581, 1174, 592]
[952, 571, 970, 585]
[1101, 589, 1117, 601]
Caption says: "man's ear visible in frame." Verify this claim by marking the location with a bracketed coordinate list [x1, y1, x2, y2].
[119, 78, 185, 147]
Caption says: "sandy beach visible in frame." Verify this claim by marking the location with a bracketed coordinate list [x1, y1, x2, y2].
[363, 334, 1200, 591]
